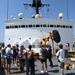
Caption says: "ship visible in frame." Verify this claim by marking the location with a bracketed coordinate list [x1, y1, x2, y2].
[4, 0, 74, 53]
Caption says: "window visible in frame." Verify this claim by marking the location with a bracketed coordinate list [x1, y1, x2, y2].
[29, 38, 31, 39]
[6, 26, 9, 29]
[60, 25, 63, 28]
[43, 24, 47, 27]
[10, 26, 15, 28]
[15, 25, 18, 28]
[33, 24, 35, 27]
[29, 25, 32, 27]
[36, 24, 40, 27]
[50, 24, 53, 27]
[70, 26, 72, 28]
[54, 25, 56, 27]
[26, 25, 28, 27]
[57, 25, 60, 28]
[19, 38, 21, 40]
[63, 25, 65, 28]
[48, 25, 49, 27]
[5, 24, 72, 29]
[41, 24, 42, 27]
[19, 25, 21, 28]
[22, 25, 25, 28]
[9, 38, 10, 40]
[65, 26, 68, 28]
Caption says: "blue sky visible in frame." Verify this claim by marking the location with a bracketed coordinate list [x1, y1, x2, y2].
[0, 0, 75, 42]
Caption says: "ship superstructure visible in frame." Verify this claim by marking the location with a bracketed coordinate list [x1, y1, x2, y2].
[4, 0, 74, 50]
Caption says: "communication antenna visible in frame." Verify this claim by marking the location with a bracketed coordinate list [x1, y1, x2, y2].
[66, 0, 69, 20]
[7, 0, 9, 20]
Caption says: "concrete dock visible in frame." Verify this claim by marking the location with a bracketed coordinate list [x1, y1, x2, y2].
[1, 57, 75, 75]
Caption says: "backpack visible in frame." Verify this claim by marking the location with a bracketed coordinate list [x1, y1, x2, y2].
[41, 48, 48, 59]
[5, 52, 12, 59]
[27, 50, 35, 61]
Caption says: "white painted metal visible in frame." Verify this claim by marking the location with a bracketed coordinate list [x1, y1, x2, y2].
[4, 18, 74, 50]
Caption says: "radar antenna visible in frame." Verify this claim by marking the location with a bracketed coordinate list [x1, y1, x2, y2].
[23, 0, 50, 14]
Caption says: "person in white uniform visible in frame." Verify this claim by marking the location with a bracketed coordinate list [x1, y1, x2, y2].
[56, 44, 65, 75]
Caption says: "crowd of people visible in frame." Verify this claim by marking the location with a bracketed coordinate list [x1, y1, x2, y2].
[0, 43, 65, 75]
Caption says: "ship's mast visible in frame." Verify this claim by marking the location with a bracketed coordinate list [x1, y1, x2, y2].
[32, 0, 42, 14]
[23, 0, 50, 14]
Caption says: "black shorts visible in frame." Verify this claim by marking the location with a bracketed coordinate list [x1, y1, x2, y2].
[40, 59, 47, 63]
[20, 59, 25, 62]
[7, 58, 11, 64]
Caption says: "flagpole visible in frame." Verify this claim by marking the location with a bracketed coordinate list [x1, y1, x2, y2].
[7, 0, 9, 20]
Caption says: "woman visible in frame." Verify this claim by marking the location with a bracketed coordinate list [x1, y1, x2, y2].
[18, 45, 26, 72]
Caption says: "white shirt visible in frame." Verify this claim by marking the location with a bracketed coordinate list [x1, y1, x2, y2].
[56, 49, 65, 62]
[5, 47, 11, 54]
[5, 47, 13, 58]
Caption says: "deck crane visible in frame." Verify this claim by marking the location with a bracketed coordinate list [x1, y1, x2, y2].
[40, 30, 61, 56]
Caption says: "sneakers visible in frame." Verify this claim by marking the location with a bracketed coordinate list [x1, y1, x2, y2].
[49, 65, 54, 67]
[7, 71, 12, 74]
[45, 71, 48, 73]
[41, 70, 48, 73]
[61, 73, 64, 75]
[41, 70, 44, 73]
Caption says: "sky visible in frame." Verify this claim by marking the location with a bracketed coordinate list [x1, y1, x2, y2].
[0, 0, 75, 42]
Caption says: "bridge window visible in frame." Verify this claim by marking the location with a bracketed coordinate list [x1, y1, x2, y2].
[6, 26, 10, 29]
[36, 24, 40, 27]
[50, 24, 53, 27]
[15, 25, 18, 28]
[70, 26, 72, 28]
[57, 25, 60, 28]
[22, 25, 25, 28]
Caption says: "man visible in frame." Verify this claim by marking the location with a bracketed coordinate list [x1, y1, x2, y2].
[56, 44, 65, 75]
[18, 45, 26, 72]
[40, 45, 48, 73]
[25, 45, 37, 75]
[47, 45, 53, 67]
[5, 44, 13, 74]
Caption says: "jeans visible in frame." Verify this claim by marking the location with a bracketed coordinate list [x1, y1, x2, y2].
[26, 60, 35, 75]
[48, 57, 53, 66]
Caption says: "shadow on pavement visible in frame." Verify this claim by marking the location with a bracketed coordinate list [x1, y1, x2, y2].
[12, 69, 39, 74]
[12, 70, 26, 74]
[0, 65, 6, 75]
[48, 69, 59, 73]
[36, 73, 50, 75]
[11, 67, 19, 70]
[65, 73, 75, 75]
[53, 64, 58, 67]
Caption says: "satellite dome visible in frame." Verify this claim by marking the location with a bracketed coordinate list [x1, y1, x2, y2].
[18, 13, 24, 19]
[35, 14, 41, 19]
[59, 13, 63, 19]
[32, 15, 35, 18]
